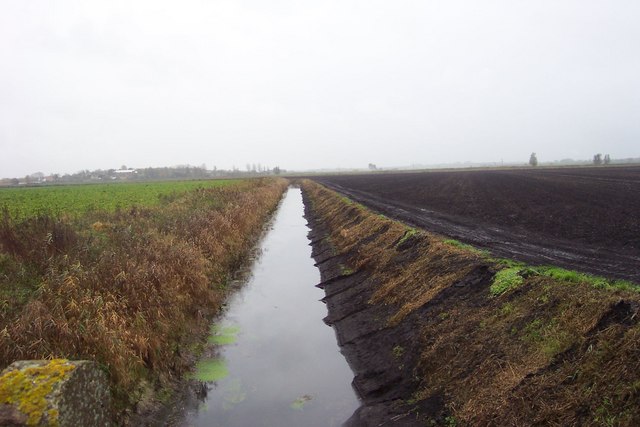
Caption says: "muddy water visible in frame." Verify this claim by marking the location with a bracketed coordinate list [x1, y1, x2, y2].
[182, 188, 359, 427]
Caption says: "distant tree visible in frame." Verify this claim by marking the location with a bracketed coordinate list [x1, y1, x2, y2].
[529, 152, 538, 167]
[27, 172, 45, 183]
[604, 154, 611, 165]
[593, 153, 603, 165]
[273, 166, 281, 175]
[368, 163, 377, 170]
[120, 165, 127, 170]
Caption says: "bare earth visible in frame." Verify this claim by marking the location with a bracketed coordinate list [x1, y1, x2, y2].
[313, 166, 640, 283]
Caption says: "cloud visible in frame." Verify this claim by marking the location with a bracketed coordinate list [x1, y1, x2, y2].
[1, 0, 639, 177]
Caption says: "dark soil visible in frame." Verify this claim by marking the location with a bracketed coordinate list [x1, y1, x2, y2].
[312, 166, 640, 282]
[304, 196, 431, 426]
[301, 179, 640, 426]
[302, 189, 489, 426]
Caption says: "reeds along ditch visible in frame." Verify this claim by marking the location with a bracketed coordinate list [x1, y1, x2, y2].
[0, 177, 288, 419]
[302, 179, 640, 426]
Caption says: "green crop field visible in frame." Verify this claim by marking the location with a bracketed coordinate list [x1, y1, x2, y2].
[0, 179, 238, 219]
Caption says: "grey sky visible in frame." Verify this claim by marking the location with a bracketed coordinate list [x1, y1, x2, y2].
[1, 0, 639, 177]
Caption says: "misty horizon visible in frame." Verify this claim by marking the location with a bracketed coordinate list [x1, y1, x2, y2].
[7, 153, 640, 182]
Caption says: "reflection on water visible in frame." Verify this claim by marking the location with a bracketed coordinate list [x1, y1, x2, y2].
[182, 188, 359, 427]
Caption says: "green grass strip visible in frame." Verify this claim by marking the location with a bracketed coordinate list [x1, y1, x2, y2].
[443, 239, 490, 257]
[490, 267, 525, 296]
[490, 265, 639, 297]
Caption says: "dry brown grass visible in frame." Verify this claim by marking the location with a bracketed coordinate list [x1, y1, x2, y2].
[0, 177, 288, 418]
[302, 179, 640, 426]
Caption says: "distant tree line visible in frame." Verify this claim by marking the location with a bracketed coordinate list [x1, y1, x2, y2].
[0, 164, 285, 186]
[528, 152, 615, 167]
[592, 153, 611, 165]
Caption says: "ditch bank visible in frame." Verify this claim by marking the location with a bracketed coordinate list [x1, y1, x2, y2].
[301, 180, 640, 426]
[0, 178, 289, 425]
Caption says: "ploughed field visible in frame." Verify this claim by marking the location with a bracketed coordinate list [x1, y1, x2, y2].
[313, 166, 640, 282]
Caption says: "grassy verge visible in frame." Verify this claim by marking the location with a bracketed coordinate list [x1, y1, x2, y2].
[0, 177, 288, 421]
[302, 179, 640, 426]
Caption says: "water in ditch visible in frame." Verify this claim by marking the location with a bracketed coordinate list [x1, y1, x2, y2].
[181, 187, 359, 427]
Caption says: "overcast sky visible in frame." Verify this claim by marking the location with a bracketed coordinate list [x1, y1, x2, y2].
[1, 0, 639, 177]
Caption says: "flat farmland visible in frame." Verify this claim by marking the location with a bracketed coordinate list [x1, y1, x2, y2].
[313, 166, 640, 282]
[0, 179, 236, 219]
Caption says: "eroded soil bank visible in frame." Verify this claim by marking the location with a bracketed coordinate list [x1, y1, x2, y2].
[301, 179, 640, 426]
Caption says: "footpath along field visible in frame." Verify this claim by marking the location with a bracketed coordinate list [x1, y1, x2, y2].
[314, 166, 640, 282]
[0, 177, 288, 424]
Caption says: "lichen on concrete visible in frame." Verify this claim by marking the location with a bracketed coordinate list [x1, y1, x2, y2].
[0, 359, 75, 426]
[0, 359, 112, 426]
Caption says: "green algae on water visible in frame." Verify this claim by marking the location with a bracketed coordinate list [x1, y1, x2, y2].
[290, 394, 312, 410]
[190, 358, 229, 382]
[222, 379, 247, 411]
[208, 324, 241, 345]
